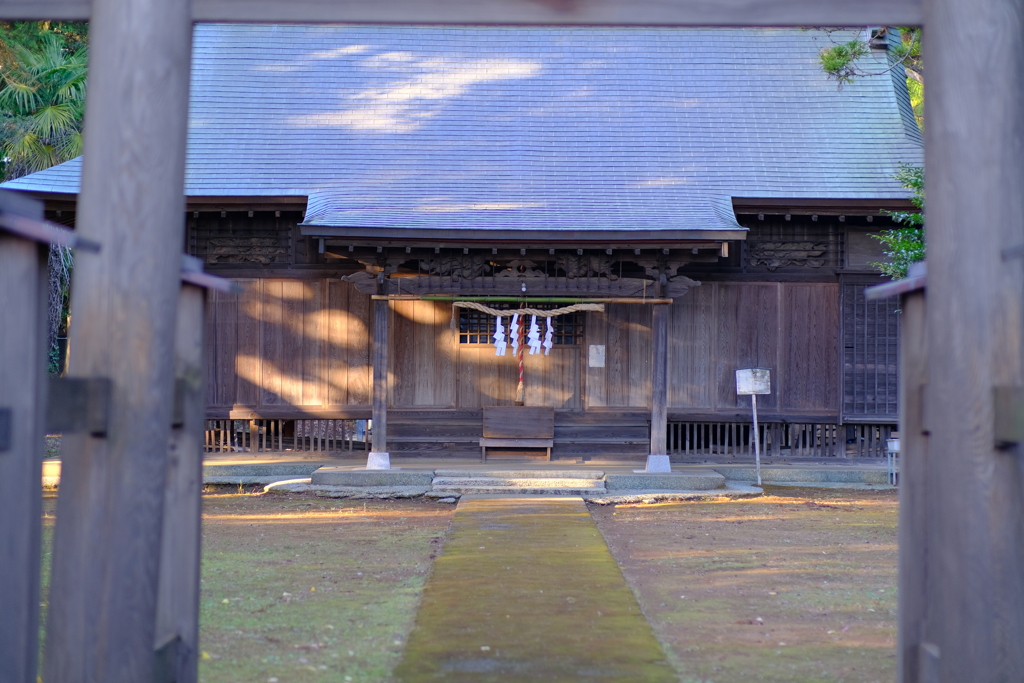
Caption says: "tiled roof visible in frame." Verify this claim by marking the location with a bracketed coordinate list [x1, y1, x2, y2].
[3, 25, 922, 233]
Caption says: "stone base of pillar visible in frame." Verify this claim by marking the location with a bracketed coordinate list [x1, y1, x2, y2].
[635, 454, 672, 473]
[365, 451, 396, 470]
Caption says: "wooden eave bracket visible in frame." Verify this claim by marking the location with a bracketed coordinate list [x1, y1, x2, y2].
[43, 376, 191, 436]
[864, 261, 926, 300]
[46, 377, 112, 436]
[181, 254, 241, 293]
[153, 634, 187, 683]
[0, 408, 11, 451]
[993, 386, 1024, 450]
[0, 189, 100, 252]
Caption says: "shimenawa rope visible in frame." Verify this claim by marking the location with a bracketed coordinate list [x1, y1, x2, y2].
[452, 301, 604, 317]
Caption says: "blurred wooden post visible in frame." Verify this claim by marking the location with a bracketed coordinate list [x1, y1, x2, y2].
[896, 287, 927, 683]
[917, 0, 1024, 678]
[153, 282, 205, 683]
[0, 206, 48, 683]
[42, 0, 194, 680]
[153, 265, 235, 683]
[0, 193, 98, 683]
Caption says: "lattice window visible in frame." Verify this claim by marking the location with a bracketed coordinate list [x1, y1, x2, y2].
[458, 304, 584, 345]
[842, 280, 899, 420]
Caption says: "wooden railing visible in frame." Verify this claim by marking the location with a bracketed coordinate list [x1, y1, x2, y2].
[204, 418, 369, 453]
[667, 421, 895, 459]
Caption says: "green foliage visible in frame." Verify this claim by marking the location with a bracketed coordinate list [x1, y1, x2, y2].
[819, 40, 869, 86]
[818, 28, 922, 123]
[871, 164, 924, 279]
[0, 22, 88, 180]
[870, 226, 924, 280]
[0, 24, 87, 373]
[907, 76, 924, 130]
[0, 21, 87, 55]
[816, 28, 925, 280]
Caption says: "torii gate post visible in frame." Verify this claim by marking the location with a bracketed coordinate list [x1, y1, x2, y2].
[41, 0, 194, 680]
[0, 198, 51, 683]
[909, 0, 1024, 680]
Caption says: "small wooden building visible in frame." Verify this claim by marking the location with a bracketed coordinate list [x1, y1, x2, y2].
[5, 25, 922, 463]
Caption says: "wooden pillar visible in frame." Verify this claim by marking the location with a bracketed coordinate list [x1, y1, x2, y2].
[909, 0, 1024, 679]
[897, 288, 928, 683]
[153, 284, 205, 683]
[645, 302, 670, 471]
[368, 298, 391, 468]
[0, 233, 48, 683]
[42, 0, 194, 680]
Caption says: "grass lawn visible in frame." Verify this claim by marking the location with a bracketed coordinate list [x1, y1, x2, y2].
[197, 492, 455, 682]
[40, 485, 897, 683]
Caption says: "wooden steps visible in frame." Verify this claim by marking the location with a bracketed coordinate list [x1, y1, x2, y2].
[431, 469, 607, 496]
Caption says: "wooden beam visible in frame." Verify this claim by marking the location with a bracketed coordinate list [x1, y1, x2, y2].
[210, 406, 373, 420]
[0, 0, 923, 25]
[732, 197, 919, 216]
[41, 0, 194, 679]
[909, 0, 1024, 678]
[371, 298, 389, 454]
[0, 235, 48, 683]
[649, 302, 668, 455]
[365, 275, 697, 298]
[375, 295, 675, 304]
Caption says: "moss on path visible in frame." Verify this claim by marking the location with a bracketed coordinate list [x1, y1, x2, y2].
[394, 497, 675, 683]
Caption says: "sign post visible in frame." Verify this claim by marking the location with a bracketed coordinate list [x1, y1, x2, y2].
[736, 368, 771, 486]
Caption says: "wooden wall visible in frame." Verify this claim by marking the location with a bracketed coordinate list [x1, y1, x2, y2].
[205, 278, 372, 412]
[456, 345, 518, 407]
[205, 279, 839, 419]
[390, 299, 455, 407]
[453, 346, 583, 409]
[668, 281, 839, 419]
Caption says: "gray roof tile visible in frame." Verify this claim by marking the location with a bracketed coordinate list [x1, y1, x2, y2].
[3, 25, 922, 233]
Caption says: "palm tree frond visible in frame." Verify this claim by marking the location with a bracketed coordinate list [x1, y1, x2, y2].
[0, 29, 87, 180]
[0, 80, 43, 115]
[3, 130, 58, 174]
[32, 102, 78, 138]
[53, 128, 82, 161]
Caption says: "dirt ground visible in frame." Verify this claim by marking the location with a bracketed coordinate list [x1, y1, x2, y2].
[589, 487, 899, 683]
[40, 486, 897, 683]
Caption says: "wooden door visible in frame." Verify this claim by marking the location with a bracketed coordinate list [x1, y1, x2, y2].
[584, 304, 652, 408]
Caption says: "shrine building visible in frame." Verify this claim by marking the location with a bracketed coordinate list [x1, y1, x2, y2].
[3, 24, 923, 465]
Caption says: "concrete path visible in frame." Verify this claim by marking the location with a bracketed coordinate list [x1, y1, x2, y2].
[392, 496, 676, 682]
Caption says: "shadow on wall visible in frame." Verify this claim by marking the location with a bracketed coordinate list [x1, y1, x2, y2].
[207, 279, 373, 410]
